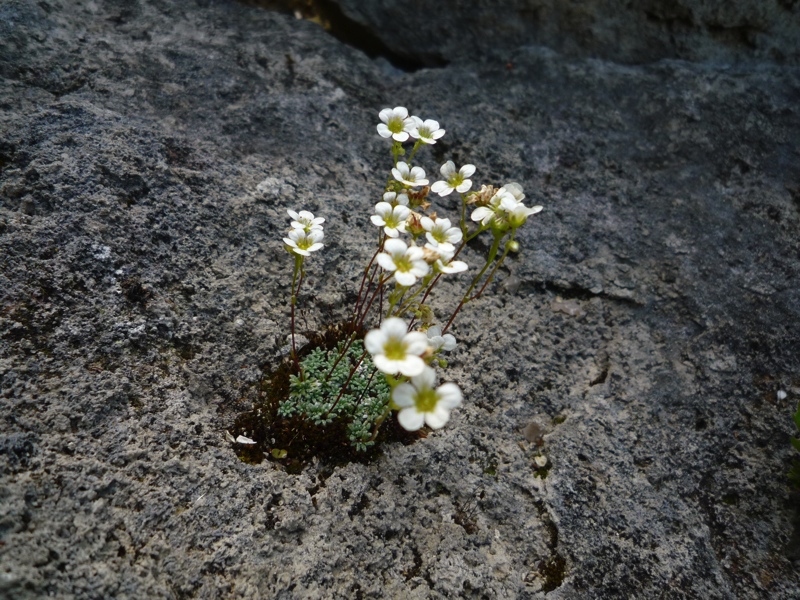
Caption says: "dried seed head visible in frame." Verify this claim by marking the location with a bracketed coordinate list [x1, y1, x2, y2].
[469, 184, 496, 206]
[407, 185, 431, 210]
[406, 211, 426, 236]
[422, 246, 441, 264]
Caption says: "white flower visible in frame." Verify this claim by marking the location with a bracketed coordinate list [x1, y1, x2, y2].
[435, 254, 468, 274]
[364, 317, 429, 376]
[283, 228, 324, 256]
[392, 367, 462, 430]
[501, 182, 525, 203]
[507, 202, 543, 228]
[376, 238, 430, 286]
[426, 326, 456, 352]
[470, 184, 528, 228]
[470, 204, 496, 226]
[421, 216, 462, 255]
[430, 161, 476, 196]
[371, 202, 410, 238]
[391, 161, 429, 188]
[427, 244, 467, 275]
[377, 107, 415, 142]
[383, 191, 409, 207]
[287, 209, 324, 232]
[409, 116, 445, 144]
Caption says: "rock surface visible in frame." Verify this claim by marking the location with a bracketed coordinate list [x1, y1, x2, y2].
[2, 0, 800, 598]
[329, 0, 800, 66]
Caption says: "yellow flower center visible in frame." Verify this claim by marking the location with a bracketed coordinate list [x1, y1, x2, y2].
[414, 388, 438, 412]
[388, 116, 405, 134]
[383, 337, 406, 360]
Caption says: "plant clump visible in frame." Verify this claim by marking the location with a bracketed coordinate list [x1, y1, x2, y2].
[230, 106, 544, 470]
[278, 340, 391, 452]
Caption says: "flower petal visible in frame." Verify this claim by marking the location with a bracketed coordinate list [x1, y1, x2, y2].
[398, 407, 425, 431]
[410, 261, 430, 277]
[440, 161, 456, 176]
[376, 253, 397, 271]
[471, 207, 492, 222]
[425, 407, 450, 429]
[374, 201, 392, 216]
[431, 181, 451, 196]
[397, 355, 426, 377]
[391, 384, 415, 408]
[441, 334, 457, 351]
[364, 329, 386, 355]
[384, 238, 407, 255]
[436, 383, 463, 408]
[455, 180, 473, 193]
[373, 354, 397, 374]
[404, 332, 430, 355]
[382, 317, 409, 339]
[394, 270, 417, 286]
[412, 365, 437, 388]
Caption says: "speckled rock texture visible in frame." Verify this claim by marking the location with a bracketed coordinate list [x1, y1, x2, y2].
[329, 0, 800, 66]
[1, 0, 800, 598]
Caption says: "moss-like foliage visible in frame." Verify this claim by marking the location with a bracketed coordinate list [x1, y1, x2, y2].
[278, 340, 391, 452]
[231, 323, 417, 471]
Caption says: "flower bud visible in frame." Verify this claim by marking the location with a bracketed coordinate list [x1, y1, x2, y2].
[416, 304, 435, 324]
[507, 240, 520, 252]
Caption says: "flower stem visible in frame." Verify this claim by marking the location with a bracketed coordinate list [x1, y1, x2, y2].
[369, 405, 393, 442]
[470, 232, 515, 302]
[356, 274, 389, 331]
[394, 272, 434, 317]
[406, 140, 422, 165]
[391, 141, 404, 166]
[323, 348, 369, 420]
[290, 254, 305, 373]
[352, 235, 384, 328]
[459, 192, 468, 236]
[442, 232, 503, 334]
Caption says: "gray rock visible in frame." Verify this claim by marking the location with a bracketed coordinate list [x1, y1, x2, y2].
[1, 0, 799, 598]
[328, 0, 800, 66]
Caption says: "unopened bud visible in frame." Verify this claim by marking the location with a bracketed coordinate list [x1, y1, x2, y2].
[507, 240, 520, 252]
[417, 304, 434, 324]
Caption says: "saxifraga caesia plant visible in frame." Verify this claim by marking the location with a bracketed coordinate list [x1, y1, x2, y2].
[243, 107, 543, 457]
